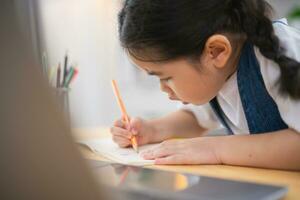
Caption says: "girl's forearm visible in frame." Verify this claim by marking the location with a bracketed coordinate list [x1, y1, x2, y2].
[216, 129, 300, 170]
[149, 110, 207, 142]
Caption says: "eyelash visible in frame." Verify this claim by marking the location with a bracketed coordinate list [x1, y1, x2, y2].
[160, 77, 171, 82]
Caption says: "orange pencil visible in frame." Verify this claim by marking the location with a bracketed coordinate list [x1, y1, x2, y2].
[111, 80, 139, 153]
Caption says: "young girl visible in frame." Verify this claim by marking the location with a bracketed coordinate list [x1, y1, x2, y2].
[111, 0, 300, 170]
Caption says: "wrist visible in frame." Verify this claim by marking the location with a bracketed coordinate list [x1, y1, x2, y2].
[147, 119, 173, 143]
[210, 136, 227, 165]
[147, 119, 160, 143]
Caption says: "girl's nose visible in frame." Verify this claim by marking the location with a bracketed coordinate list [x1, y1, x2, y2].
[160, 81, 172, 94]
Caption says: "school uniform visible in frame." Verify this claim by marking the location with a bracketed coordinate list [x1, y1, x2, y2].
[181, 19, 300, 135]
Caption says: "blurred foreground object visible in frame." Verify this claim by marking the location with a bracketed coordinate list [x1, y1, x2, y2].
[0, 1, 112, 199]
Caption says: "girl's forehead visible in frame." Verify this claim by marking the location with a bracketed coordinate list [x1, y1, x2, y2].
[129, 54, 164, 71]
[128, 54, 199, 77]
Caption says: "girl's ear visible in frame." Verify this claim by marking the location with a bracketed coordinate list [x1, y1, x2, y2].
[204, 34, 232, 69]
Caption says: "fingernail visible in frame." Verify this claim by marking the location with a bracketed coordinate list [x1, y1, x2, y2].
[131, 128, 138, 135]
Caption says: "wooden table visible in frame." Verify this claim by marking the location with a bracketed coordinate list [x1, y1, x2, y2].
[73, 127, 300, 200]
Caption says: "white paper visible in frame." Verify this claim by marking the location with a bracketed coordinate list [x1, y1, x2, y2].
[79, 138, 160, 166]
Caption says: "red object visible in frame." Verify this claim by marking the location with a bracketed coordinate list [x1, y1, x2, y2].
[70, 68, 79, 85]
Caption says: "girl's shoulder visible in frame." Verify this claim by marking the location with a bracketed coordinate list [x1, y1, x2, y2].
[273, 18, 300, 34]
[272, 19, 300, 58]
[254, 20, 300, 132]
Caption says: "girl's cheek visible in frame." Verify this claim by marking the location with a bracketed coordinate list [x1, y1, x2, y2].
[170, 79, 209, 103]
[179, 86, 208, 104]
[174, 81, 197, 99]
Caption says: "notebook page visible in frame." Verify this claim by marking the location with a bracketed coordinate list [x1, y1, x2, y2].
[79, 138, 159, 166]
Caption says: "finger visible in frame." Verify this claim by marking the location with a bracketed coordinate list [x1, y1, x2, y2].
[112, 135, 131, 148]
[155, 155, 183, 165]
[122, 115, 131, 122]
[129, 118, 141, 136]
[112, 135, 130, 145]
[143, 140, 181, 159]
[110, 127, 132, 139]
[122, 116, 131, 129]
[130, 128, 138, 136]
[114, 119, 125, 128]
[142, 146, 173, 160]
[140, 149, 151, 157]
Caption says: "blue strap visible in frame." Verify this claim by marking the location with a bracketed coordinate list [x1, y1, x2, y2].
[237, 42, 288, 134]
[209, 98, 233, 135]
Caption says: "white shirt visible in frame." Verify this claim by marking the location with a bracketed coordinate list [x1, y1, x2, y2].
[181, 20, 300, 134]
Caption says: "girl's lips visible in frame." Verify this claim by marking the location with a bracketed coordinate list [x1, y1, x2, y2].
[168, 96, 177, 100]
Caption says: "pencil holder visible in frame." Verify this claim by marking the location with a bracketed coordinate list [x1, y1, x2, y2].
[55, 88, 71, 123]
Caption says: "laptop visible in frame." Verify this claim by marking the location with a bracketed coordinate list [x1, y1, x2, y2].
[87, 160, 288, 200]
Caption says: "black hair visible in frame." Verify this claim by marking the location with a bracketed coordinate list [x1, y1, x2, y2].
[118, 0, 300, 99]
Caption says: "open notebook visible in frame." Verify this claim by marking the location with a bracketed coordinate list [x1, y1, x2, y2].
[79, 138, 160, 166]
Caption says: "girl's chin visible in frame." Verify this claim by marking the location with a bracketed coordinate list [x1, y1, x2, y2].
[182, 100, 206, 106]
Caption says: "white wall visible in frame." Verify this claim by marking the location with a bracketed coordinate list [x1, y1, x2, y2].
[38, 0, 298, 128]
[267, 0, 294, 18]
[38, 0, 178, 128]
[267, 0, 300, 28]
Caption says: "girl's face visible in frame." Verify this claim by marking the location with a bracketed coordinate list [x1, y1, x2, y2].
[129, 35, 240, 105]
[130, 56, 227, 105]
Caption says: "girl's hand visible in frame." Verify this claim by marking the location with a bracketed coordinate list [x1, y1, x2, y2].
[110, 117, 155, 148]
[141, 137, 221, 165]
